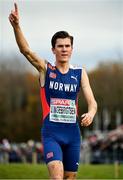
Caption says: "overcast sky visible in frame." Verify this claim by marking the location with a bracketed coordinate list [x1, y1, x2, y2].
[0, 0, 123, 71]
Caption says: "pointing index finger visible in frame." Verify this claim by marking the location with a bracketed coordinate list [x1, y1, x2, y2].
[14, 2, 18, 14]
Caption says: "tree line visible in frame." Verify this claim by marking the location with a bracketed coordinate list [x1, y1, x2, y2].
[0, 59, 123, 141]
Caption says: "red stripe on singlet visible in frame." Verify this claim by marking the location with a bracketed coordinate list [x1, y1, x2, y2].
[40, 87, 50, 121]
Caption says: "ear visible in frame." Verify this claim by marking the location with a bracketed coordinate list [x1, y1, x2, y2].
[52, 48, 56, 55]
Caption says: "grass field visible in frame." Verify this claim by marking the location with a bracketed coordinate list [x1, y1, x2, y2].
[0, 163, 123, 179]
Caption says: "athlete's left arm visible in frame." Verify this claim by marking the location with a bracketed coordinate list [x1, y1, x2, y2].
[80, 68, 97, 127]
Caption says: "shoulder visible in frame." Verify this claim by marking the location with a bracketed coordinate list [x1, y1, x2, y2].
[81, 66, 88, 77]
[70, 64, 82, 70]
[81, 67, 90, 88]
[70, 64, 83, 78]
[47, 61, 56, 70]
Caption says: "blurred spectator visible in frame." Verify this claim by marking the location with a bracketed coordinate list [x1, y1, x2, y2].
[0, 125, 123, 164]
[0, 139, 44, 164]
[80, 139, 91, 164]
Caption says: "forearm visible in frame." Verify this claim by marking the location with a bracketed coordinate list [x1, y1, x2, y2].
[88, 100, 97, 118]
[9, 3, 46, 72]
[13, 25, 30, 54]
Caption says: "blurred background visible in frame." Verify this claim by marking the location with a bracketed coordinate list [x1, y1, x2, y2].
[0, 0, 123, 165]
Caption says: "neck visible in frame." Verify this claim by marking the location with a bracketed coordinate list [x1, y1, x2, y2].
[55, 61, 70, 74]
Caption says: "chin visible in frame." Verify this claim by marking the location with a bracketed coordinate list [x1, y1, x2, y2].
[59, 58, 69, 63]
[59, 60, 68, 64]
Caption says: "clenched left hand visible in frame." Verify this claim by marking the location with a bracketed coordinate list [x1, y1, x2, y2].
[81, 113, 93, 127]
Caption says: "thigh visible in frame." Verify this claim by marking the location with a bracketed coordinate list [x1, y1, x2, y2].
[43, 137, 63, 164]
[63, 144, 80, 172]
[47, 160, 64, 179]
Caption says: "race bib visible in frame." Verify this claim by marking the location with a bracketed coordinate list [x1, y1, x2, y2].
[50, 98, 76, 123]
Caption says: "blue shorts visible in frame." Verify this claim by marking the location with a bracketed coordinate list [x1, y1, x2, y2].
[41, 122, 81, 172]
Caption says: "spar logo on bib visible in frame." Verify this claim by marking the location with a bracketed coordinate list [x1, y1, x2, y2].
[50, 98, 76, 123]
[51, 98, 70, 106]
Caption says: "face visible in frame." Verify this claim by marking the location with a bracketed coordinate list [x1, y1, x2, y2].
[52, 38, 73, 63]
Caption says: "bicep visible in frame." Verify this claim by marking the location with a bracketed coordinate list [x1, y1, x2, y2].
[81, 68, 95, 103]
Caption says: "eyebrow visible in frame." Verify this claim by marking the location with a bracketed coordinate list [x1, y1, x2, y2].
[57, 44, 71, 47]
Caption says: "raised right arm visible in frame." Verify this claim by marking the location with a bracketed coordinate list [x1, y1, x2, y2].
[9, 3, 46, 72]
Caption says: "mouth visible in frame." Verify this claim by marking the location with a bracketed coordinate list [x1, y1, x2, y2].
[61, 54, 68, 57]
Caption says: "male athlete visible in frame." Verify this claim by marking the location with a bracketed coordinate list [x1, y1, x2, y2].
[9, 3, 97, 180]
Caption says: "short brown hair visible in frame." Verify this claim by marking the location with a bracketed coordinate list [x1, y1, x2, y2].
[51, 31, 73, 48]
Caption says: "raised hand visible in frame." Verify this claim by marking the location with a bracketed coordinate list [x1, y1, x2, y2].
[9, 3, 19, 27]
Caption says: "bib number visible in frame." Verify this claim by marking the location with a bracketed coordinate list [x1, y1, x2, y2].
[50, 98, 76, 123]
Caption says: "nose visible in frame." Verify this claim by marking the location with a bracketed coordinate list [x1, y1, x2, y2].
[62, 45, 67, 51]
